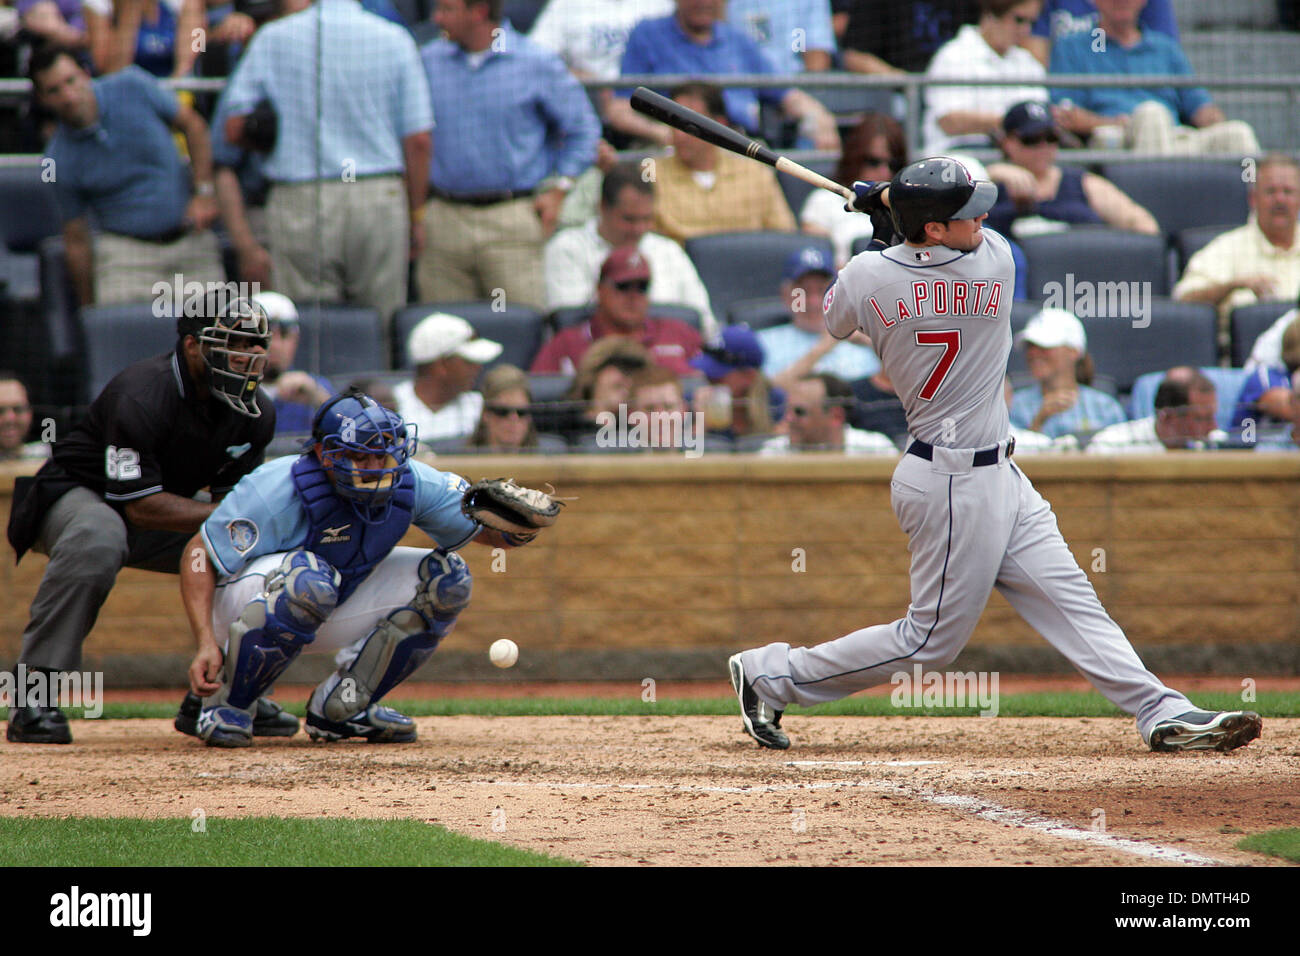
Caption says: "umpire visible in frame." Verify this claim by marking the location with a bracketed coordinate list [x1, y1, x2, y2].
[5, 294, 286, 744]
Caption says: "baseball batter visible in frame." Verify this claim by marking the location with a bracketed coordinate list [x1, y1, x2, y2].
[729, 158, 1262, 754]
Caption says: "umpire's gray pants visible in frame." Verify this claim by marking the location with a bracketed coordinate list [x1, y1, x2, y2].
[18, 486, 191, 672]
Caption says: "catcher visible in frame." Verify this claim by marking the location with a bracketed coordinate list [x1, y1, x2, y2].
[174, 387, 562, 747]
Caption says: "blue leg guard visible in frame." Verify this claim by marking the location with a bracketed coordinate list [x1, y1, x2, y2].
[313, 549, 471, 729]
[216, 551, 341, 712]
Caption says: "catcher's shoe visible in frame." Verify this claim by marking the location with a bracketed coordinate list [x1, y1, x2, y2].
[197, 705, 254, 749]
[174, 692, 299, 738]
[6, 705, 72, 744]
[728, 654, 789, 750]
[305, 703, 417, 743]
[1149, 710, 1262, 753]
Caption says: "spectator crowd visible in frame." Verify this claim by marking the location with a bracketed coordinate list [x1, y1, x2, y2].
[4, 0, 1300, 457]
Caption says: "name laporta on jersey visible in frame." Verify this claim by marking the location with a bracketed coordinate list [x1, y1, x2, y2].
[868, 279, 1006, 328]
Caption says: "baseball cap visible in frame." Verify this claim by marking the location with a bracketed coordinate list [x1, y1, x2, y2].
[1002, 101, 1056, 140]
[407, 312, 503, 366]
[1015, 308, 1087, 352]
[690, 325, 765, 380]
[600, 246, 652, 284]
[783, 245, 835, 282]
[252, 291, 299, 326]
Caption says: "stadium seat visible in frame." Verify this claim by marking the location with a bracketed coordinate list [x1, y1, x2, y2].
[1127, 366, 1251, 431]
[1005, 299, 1045, 380]
[527, 373, 573, 404]
[1018, 226, 1170, 300]
[80, 303, 177, 399]
[685, 232, 833, 319]
[502, 0, 546, 33]
[1175, 223, 1234, 273]
[1099, 161, 1249, 239]
[0, 163, 62, 254]
[392, 302, 546, 370]
[548, 303, 704, 332]
[778, 157, 836, 223]
[0, 164, 63, 304]
[1076, 298, 1218, 396]
[1230, 301, 1296, 367]
[293, 305, 386, 380]
[727, 296, 793, 331]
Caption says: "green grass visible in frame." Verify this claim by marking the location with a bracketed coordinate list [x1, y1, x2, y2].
[1236, 828, 1300, 864]
[0, 817, 579, 867]
[70, 691, 1300, 720]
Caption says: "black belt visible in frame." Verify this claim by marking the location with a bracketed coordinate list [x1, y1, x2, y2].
[906, 436, 1014, 467]
[114, 225, 188, 244]
[429, 185, 535, 206]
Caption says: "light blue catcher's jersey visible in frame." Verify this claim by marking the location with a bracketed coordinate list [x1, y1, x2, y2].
[199, 456, 480, 578]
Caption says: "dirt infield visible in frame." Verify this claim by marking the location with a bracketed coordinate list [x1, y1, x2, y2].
[1, 714, 1294, 866]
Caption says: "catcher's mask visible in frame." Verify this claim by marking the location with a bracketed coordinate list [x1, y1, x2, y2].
[310, 387, 417, 522]
[177, 294, 271, 417]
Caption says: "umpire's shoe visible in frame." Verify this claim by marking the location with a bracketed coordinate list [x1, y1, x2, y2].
[174, 692, 299, 738]
[6, 705, 73, 744]
[305, 703, 418, 743]
[1149, 710, 1262, 753]
[729, 654, 789, 750]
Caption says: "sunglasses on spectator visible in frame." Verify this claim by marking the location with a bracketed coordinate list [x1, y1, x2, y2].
[1017, 131, 1059, 146]
[1008, 13, 1034, 25]
[0, 405, 30, 415]
[862, 155, 893, 168]
[486, 405, 530, 418]
[612, 279, 650, 293]
[789, 405, 818, 418]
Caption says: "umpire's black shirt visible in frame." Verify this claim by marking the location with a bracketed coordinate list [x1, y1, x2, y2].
[8, 343, 275, 558]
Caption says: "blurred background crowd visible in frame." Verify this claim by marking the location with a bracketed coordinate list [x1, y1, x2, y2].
[3, 0, 1300, 458]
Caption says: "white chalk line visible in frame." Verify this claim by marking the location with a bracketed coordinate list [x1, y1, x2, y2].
[465, 776, 1223, 866]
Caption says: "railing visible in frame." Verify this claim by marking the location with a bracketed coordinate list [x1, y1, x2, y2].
[2, 71, 1297, 163]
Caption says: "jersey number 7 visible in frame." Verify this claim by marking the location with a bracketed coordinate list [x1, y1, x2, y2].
[915, 330, 961, 401]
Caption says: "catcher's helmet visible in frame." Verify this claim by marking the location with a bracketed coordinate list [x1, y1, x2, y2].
[889, 157, 998, 243]
[311, 387, 417, 521]
[176, 292, 271, 417]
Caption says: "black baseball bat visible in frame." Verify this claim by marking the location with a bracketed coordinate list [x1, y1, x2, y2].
[629, 86, 852, 200]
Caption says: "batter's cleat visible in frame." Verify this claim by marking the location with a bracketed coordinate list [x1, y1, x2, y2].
[304, 703, 417, 743]
[174, 692, 300, 738]
[196, 705, 254, 748]
[6, 705, 72, 744]
[729, 653, 789, 750]
[1149, 710, 1262, 753]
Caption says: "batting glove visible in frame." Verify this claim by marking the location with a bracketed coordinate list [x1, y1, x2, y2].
[845, 180, 888, 215]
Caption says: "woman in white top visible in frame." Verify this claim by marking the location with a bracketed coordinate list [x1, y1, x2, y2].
[922, 0, 1048, 153]
[800, 111, 906, 269]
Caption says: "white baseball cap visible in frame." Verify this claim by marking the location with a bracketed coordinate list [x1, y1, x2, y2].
[407, 312, 503, 366]
[251, 290, 299, 325]
[1016, 308, 1086, 352]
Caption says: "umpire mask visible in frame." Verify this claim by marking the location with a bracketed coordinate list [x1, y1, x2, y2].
[179, 294, 271, 416]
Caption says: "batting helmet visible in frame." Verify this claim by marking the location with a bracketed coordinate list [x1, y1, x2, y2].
[889, 158, 998, 243]
[311, 387, 417, 521]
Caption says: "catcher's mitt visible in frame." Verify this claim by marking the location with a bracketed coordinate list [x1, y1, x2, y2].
[461, 478, 564, 541]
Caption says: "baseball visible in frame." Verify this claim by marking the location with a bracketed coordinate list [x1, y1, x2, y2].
[489, 639, 519, 669]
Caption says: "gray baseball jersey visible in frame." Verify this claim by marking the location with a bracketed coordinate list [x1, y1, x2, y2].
[825, 228, 1013, 448]
[740, 224, 1198, 748]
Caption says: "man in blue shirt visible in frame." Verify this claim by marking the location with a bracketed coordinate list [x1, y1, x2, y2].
[1025, 0, 1176, 65]
[606, 0, 839, 151]
[31, 46, 226, 308]
[417, 0, 600, 309]
[222, 0, 433, 326]
[1048, 0, 1258, 154]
